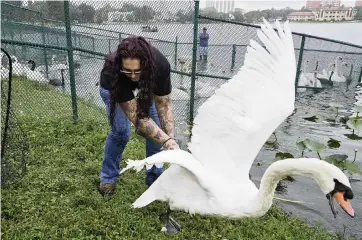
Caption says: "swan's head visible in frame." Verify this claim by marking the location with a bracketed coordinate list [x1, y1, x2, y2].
[316, 161, 354, 218]
[27, 60, 36, 71]
[11, 55, 18, 63]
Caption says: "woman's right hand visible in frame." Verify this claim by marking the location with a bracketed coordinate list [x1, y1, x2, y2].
[163, 138, 180, 150]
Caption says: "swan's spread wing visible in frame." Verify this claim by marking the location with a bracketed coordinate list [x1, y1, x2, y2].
[188, 20, 296, 179]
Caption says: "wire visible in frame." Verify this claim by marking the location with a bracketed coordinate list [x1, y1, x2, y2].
[1, 48, 12, 160]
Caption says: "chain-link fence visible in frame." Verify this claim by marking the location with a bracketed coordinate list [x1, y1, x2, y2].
[1, 48, 28, 188]
[1, 1, 362, 186]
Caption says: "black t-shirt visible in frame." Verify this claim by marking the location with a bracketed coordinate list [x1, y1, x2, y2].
[99, 46, 172, 103]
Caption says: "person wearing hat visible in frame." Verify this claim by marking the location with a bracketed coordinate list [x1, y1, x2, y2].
[199, 27, 209, 62]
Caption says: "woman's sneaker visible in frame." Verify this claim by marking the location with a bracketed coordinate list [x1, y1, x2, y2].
[99, 183, 116, 197]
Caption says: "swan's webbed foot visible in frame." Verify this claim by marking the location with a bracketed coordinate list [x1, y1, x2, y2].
[160, 208, 181, 234]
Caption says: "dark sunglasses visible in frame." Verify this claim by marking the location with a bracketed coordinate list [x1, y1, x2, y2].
[120, 69, 141, 75]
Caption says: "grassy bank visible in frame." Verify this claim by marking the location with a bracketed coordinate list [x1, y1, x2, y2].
[1, 77, 347, 239]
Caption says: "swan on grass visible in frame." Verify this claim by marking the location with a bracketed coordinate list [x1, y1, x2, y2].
[120, 19, 355, 233]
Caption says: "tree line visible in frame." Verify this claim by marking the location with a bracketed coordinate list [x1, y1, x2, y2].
[1, 1, 361, 24]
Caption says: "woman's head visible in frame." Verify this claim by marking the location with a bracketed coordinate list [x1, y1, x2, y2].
[109, 36, 156, 127]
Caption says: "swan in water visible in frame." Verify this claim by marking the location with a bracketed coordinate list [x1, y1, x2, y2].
[302, 60, 322, 88]
[329, 56, 346, 82]
[35, 54, 69, 81]
[1, 52, 9, 79]
[316, 62, 334, 87]
[120, 19, 355, 232]
[10, 55, 27, 76]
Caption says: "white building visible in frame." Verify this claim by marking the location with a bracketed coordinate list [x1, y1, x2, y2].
[287, 12, 316, 21]
[320, 0, 341, 7]
[314, 7, 357, 21]
[206, 0, 235, 13]
[107, 11, 134, 22]
[108, 11, 121, 22]
[287, 7, 357, 21]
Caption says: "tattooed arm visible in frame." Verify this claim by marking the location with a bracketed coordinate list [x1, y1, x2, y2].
[154, 94, 175, 138]
[155, 94, 179, 150]
[120, 99, 178, 149]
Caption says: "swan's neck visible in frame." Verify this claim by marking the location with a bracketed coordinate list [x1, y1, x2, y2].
[349, 65, 353, 77]
[250, 158, 328, 216]
[334, 60, 339, 73]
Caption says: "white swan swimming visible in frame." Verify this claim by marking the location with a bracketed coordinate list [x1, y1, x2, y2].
[316, 62, 334, 87]
[329, 56, 346, 82]
[10, 56, 27, 76]
[120, 19, 355, 232]
[35, 54, 69, 81]
[302, 60, 322, 88]
[1, 52, 9, 79]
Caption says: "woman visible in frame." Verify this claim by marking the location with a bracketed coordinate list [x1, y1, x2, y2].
[98, 36, 179, 196]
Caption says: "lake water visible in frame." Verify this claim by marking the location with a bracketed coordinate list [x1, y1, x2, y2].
[3, 20, 362, 238]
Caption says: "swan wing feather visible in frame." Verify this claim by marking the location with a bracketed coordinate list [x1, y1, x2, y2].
[187, 19, 296, 179]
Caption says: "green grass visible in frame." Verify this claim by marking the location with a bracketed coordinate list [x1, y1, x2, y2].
[1, 77, 349, 239]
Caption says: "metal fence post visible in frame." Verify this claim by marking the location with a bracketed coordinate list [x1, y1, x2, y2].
[231, 44, 236, 70]
[294, 35, 306, 94]
[119, 32, 122, 42]
[39, 12, 49, 78]
[359, 66, 362, 83]
[189, 0, 200, 124]
[64, 0, 78, 121]
[174, 36, 178, 70]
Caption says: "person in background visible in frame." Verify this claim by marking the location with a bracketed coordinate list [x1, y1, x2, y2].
[199, 27, 209, 62]
[98, 36, 179, 197]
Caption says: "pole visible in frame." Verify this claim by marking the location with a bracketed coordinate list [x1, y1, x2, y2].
[64, 0, 78, 121]
[189, 0, 200, 124]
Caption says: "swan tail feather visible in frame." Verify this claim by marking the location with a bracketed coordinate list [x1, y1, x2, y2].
[120, 159, 145, 174]
[120, 149, 204, 177]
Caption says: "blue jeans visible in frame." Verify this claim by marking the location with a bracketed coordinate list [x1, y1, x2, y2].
[99, 87, 163, 184]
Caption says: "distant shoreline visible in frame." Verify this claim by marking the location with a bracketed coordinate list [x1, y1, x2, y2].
[287, 20, 362, 24]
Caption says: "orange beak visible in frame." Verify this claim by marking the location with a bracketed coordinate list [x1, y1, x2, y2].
[334, 192, 355, 217]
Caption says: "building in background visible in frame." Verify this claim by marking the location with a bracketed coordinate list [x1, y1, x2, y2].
[288, 6, 357, 21]
[205, 0, 235, 13]
[355, 0, 362, 7]
[287, 12, 317, 21]
[306, 0, 321, 9]
[320, 0, 341, 7]
[306, 0, 341, 9]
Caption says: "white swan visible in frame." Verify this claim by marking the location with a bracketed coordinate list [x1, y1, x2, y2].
[25, 61, 49, 84]
[302, 60, 322, 88]
[330, 56, 346, 82]
[1, 65, 9, 79]
[10, 56, 27, 76]
[35, 55, 69, 81]
[120, 20, 355, 232]
[1, 52, 9, 79]
[176, 76, 218, 100]
[316, 63, 334, 86]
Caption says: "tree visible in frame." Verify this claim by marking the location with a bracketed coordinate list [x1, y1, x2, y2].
[45, 1, 64, 21]
[78, 3, 95, 23]
[175, 9, 193, 23]
[356, 7, 362, 20]
[134, 5, 156, 22]
[231, 10, 245, 22]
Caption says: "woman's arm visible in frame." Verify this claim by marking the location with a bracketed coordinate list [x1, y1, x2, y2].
[154, 94, 175, 138]
[120, 99, 178, 149]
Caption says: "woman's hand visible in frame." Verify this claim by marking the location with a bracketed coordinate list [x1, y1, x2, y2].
[163, 138, 180, 150]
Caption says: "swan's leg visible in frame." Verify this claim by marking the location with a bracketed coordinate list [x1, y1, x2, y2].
[160, 207, 181, 234]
